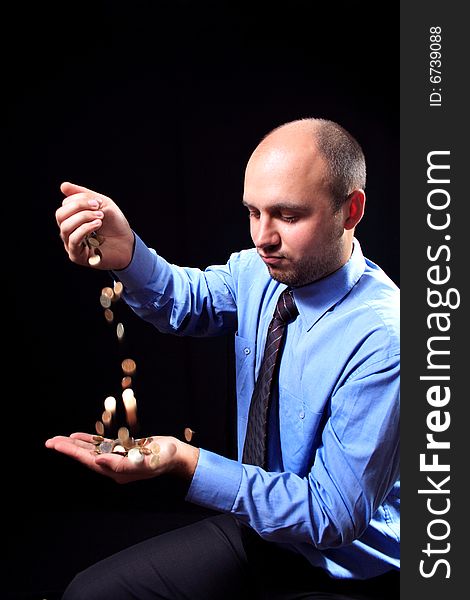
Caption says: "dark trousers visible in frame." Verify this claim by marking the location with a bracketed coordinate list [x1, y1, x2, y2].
[62, 514, 399, 600]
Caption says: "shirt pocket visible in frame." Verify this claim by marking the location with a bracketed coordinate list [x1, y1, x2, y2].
[279, 386, 326, 476]
[234, 332, 256, 451]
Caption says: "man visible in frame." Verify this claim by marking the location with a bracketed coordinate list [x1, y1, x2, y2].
[47, 118, 400, 599]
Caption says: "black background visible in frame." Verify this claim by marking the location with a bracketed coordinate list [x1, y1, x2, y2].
[7, 1, 399, 597]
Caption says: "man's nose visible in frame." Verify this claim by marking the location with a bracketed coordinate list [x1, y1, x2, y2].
[252, 216, 280, 249]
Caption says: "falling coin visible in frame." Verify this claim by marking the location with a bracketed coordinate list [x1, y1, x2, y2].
[101, 287, 114, 299]
[104, 308, 114, 323]
[102, 409, 112, 426]
[113, 281, 123, 297]
[118, 426, 130, 445]
[122, 388, 137, 427]
[88, 253, 101, 266]
[104, 396, 116, 413]
[121, 358, 137, 375]
[95, 421, 105, 436]
[116, 322, 125, 340]
[184, 427, 195, 442]
[122, 388, 135, 402]
[100, 293, 112, 308]
[121, 376, 132, 389]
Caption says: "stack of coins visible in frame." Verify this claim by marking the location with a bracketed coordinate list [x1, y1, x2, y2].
[92, 427, 160, 469]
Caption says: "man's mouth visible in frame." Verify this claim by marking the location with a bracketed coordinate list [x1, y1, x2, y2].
[259, 254, 285, 266]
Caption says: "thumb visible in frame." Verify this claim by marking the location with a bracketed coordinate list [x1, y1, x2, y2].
[60, 181, 99, 197]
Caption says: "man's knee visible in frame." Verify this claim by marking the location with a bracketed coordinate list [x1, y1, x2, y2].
[62, 567, 111, 600]
[61, 570, 90, 600]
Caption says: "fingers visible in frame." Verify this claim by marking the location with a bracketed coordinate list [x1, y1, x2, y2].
[55, 192, 105, 262]
[55, 181, 134, 270]
[55, 194, 103, 227]
[70, 432, 103, 443]
[45, 435, 94, 451]
[45, 434, 126, 478]
[65, 216, 104, 262]
[60, 181, 100, 197]
[45, 436, 97, 467]
[56, 181, 104, 230]
[45, 435, 74, 449]
[45, 433, 160, 483]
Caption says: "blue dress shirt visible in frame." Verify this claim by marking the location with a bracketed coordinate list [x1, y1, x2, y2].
[114, 234, 400, 580]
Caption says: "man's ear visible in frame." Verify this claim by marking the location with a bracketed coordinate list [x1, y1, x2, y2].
[343, 190, 366, 230]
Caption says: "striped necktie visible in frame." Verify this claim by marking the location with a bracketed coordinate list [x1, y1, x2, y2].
[242, 288, 299, 468]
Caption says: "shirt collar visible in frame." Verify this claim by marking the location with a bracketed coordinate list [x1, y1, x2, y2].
[291, 238, 366, 331]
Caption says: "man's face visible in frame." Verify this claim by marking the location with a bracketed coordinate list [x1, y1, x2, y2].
[243, 141, 348, 287]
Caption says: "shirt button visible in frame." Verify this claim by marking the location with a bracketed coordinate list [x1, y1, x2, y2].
[244, 347, 251, 355]
[299, 410, 305, 419]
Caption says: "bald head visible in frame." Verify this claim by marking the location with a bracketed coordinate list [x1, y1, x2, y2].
[243, 118, 366, 285]
[249, 118, 366, 212]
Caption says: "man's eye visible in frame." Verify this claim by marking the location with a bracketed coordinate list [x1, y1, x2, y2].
[248, 211, 260, 219]
[281, 216, 298, 223]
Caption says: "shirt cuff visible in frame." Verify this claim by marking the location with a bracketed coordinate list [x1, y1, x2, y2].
[111, 233, 158, 292]
[186, 449, 243, 513]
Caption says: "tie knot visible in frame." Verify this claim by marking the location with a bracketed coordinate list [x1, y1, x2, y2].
[274, 288, 298, 324]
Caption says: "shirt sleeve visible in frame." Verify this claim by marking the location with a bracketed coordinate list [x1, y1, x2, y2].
[111, 233, 239, 337]
[186, 352, 400, 550]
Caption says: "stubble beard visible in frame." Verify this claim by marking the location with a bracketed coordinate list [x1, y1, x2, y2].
[267, 230, 346, 287]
